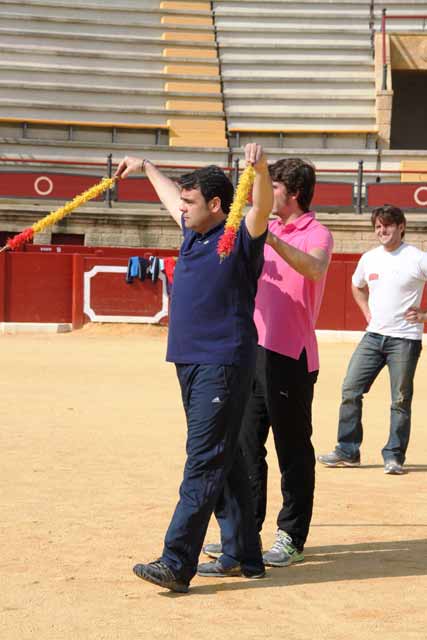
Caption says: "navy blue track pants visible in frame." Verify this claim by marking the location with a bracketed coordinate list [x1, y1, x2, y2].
[161, 363, 263, 583]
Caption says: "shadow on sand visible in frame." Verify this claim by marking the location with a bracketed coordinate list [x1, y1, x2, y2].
[161, 536, 427, 597]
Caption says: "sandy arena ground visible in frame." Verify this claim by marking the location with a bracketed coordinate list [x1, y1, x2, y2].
[1, 324, 426, 640]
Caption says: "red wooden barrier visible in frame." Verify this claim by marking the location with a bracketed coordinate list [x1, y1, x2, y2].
[0, 171, 104, 200]
[0, 170, 356, 212]
[72, 254, 84, 329]
[312, 182, 354, 210]
[4, 171, 427, 214]
[23, 244, 178, 258]
[0, 251, 6, 321]
[5, 252, 73, 322]
[0, 247, 426, 332]
[366, 183, 427, 210]
[0, 247, 179, 326]
[114, 177, 161, 203]
[83, 257, 168, 325]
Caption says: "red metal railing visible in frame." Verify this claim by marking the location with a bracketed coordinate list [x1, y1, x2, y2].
[0, 156, 227, 172]
[1, 155, 427, 175]
[1, 156, 427, 213]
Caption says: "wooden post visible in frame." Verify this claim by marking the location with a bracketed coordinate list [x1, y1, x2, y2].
[71, 254, 85, 329]
[0, 250, 7, 322]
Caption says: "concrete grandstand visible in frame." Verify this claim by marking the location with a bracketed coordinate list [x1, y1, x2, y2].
[0, 0, 427, 250]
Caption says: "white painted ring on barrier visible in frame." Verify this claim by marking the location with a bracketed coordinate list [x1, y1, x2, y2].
[83, 265, 169, 324]
[414, 186, 427, 207]
[34, 176, 54, 196]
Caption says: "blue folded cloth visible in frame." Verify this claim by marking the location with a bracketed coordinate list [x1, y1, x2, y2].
[126, 256, 165, 284]
[126, 256, 149, 283]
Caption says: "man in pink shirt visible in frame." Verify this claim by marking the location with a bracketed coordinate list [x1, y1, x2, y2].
[204, 158, 333, 568]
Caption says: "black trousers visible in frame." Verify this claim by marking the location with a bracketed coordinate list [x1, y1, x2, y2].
[239, 345, 318, 551]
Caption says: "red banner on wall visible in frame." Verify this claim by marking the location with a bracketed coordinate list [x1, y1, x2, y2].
[248, 182, 354, 209]
[114, 177, 161, 203]
[366, 183, 427, 209]
[0, 171, 104, 200]
[312, 182, 354, 209]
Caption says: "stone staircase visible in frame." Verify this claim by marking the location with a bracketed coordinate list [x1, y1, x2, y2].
[213, 0, 377, 149]
[0, 0, 228, 166]
[1, 1, 426, 192]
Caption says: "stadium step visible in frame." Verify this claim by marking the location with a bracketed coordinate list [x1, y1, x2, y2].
[218, 41, 371, 54]
[232, 146, 380, 172]
[212, 0, 373, 11]
[0, 44, 219, 73]
[0, 62, 219, 89]
[224, 96, 375, 116]
[0, 137, 229, 166]
[0, 80, 222, 111]
[0, 98, 225, 125]
[0, 27, 216, 55]
[214, 7, 370, 19]
[227, 114, 377, 127]
[0, 10, 216, 37]
[0, 0, 211, 21]
[0, 59, 373, 85]
[1, 0, 168, 9]
[219, 52, 374, 64]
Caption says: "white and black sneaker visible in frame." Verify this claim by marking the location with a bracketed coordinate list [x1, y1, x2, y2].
[317, 450, 360, 467]
[203, 534, 263, 560]
[197, 559, 265, 579]
[133, 560, 189, 593]
[263, 530, 304, 567]
[203, 542, 223, 559]
[384, 460, 405, 475]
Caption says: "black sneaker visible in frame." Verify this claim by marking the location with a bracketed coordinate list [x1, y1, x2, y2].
[197, 559, 265, 579]
[133, 560, 189, 593]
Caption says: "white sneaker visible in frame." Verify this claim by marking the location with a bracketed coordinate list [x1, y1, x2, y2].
[384, 460, 405, 475]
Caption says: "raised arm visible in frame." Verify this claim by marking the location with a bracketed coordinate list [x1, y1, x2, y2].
[114, 156, 182, 226]
[244, 144, 274, 239]
[266, 233, 330, 281]
[352, 283, 371, 323]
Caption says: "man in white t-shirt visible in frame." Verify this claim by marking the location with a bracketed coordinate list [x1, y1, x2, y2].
[318, 205, 427, 475]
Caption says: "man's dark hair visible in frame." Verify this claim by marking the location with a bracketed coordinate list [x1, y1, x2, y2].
[269, 158, 316, 212]
[178, 165, 234, 214]
[371, 204, 406, 238]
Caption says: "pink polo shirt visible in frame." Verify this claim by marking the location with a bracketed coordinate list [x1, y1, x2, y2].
[254, 212, 333, 372]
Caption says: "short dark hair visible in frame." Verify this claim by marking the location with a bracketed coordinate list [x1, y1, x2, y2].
[178, 165, 234, 214]
[371, 204, 406, 238]
[269, 158, 316, 212]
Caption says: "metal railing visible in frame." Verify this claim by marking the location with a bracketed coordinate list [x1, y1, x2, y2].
[370, 0, 376, 58]
[1, 156, 427, 213]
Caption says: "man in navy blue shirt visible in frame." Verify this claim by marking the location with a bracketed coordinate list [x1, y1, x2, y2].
[115, 144, 273, 592]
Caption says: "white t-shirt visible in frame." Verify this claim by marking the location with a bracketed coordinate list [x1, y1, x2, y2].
[352, 243, 427, 340]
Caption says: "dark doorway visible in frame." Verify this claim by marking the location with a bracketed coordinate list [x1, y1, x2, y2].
[390, 70, 427, 149]
[0, 231, 32, 247]
[51, 233, 85, 245]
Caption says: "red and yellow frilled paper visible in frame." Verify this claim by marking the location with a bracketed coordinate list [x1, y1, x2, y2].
[4, 167, 255, 259]
[5, 177, 115, 251]
[217, 165, 255, 261]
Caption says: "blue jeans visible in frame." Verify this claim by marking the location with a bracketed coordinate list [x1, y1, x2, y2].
[336, 332, 422, 464]
[161, 363, 263, 584]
